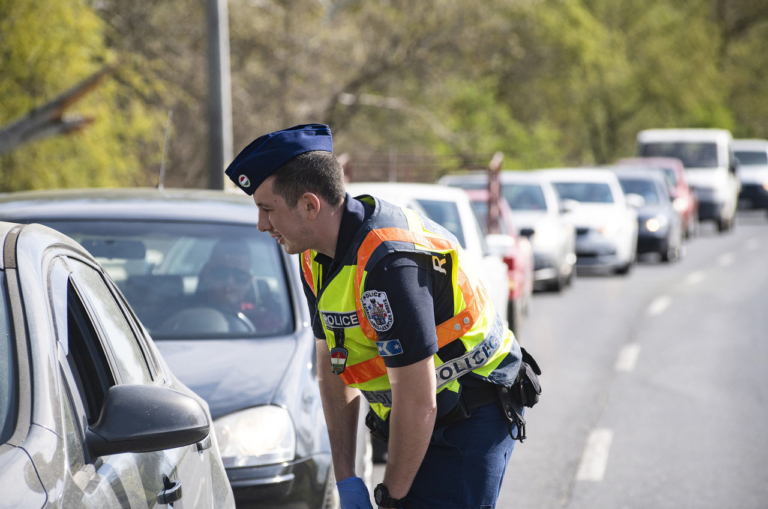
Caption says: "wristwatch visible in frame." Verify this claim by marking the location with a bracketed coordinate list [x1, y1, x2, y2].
[374, 483, 406, 508]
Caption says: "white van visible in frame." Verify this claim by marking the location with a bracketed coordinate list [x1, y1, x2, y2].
[732, 139, 768, 212]
[636, 129, 740, 232]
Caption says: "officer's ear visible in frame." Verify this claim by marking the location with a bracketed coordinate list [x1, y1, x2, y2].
[299, 192, 322, 220]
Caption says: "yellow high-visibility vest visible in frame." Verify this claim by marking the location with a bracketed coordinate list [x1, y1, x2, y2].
[303, 196, 521, 420]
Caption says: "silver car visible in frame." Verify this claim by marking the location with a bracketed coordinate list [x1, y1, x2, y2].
[0, 221, 235, 508]
[439, 173, 576, 292]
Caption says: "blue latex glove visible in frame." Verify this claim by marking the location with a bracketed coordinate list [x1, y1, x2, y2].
[336, 476, 374, 509]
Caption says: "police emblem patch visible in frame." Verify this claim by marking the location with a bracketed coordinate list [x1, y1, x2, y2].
[361, 290, 394, 332]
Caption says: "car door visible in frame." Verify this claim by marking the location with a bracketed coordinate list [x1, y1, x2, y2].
[49, 254, 213, 508]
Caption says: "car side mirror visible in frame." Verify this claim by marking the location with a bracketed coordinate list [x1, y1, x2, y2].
[625, 193, 646, 208]
[86, 385, 209, 458]
[485, 234, 515, 258]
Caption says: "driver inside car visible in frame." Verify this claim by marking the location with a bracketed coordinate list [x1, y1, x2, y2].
[194, 240, 281, 333]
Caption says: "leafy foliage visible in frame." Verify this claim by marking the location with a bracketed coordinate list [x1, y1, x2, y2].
[1, 0, 767, 188]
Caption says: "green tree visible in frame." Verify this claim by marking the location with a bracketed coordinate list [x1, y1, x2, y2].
[0, 0, 164, 191]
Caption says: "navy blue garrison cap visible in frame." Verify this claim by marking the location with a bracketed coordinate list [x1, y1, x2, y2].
[225, 124, 333, 195]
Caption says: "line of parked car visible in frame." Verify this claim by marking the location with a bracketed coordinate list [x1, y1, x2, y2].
[1, 128, 766, 508]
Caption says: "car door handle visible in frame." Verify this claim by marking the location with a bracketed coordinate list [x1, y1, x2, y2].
[196, 434, 212, 452]
[157, 475, 182, 505]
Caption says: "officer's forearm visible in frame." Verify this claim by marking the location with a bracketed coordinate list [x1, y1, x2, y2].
[383, 356, 437, 501]
[316, 338, 361, 482]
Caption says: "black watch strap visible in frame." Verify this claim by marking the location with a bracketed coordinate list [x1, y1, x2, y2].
[374, 483, 405, 508]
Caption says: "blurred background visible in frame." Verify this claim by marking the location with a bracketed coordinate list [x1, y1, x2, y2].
[2, 0, 768, 189]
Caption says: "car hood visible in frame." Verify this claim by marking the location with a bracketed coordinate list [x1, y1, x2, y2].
[564, 204, 623, 228]
[155, 335, 297, 419]
[738, 165, 768, 184]
[684, 167, 729, 189]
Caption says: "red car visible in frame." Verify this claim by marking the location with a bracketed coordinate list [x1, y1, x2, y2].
[465, 188, 535, 338]
[617, 157, 699, 238]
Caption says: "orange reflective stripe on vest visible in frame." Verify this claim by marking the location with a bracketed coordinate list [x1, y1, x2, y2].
[352, 226, 489, 347]
[302, 250, 316, 296]
[339, 354, 387, 386]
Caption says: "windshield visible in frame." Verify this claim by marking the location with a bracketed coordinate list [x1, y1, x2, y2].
[640, 142, 719, 168]
[735, 150, 768, 166]
[469, 200, 509, 235]
[661, 168, 678, 188]
[618, 179, 661, 205]
[0, 272, 16, 444]
[552, 182, 615, 203]
[41, 221, 293, 339]
[502, 184, 548, 211]
[415, 199, 466, 248]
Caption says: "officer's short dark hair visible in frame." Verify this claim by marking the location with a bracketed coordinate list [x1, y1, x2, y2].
[270, 151, 345, 208]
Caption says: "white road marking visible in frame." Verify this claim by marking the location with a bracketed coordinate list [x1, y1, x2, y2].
[647, 296, 671, 316]
[718, 252, 735, 267]
[615, 344, 641, 372]
[746, 238, 760, 251]
[685, 271, 706, 285]
[576, 428, 614, 481]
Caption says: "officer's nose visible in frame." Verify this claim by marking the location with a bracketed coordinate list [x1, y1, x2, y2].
[257, 212, 271, 233]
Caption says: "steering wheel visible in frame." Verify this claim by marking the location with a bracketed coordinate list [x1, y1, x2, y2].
[227, 309, 257, 333]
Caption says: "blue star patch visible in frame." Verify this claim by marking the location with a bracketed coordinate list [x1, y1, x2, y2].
[376, 339, 403, 357]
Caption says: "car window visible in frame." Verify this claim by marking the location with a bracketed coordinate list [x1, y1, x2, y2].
[69, 259, 152, 385]
[502, 184, 548, 211]
[618, 179, 661, 205]
[0, 272, 16, 445]
[40, 221, 294, 340]
[734, 150, 768, 166]
[60, 373, 85, 471]
[552, 182, 615, 203]
[640, 142, 719, 168]
[66, 280, 115, 425]
[661, 168, 678, 188]
[470, 200, 509, 235]
[415, 199, 467, 248]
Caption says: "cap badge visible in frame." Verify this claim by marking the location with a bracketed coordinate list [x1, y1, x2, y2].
[239, 174, 251, 187]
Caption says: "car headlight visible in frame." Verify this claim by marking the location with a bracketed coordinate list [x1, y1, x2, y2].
[214, 406, 296, 467]
[598, 222, 621, 238]
[645, 215, 668, 233]
[672, 196, 688, 213]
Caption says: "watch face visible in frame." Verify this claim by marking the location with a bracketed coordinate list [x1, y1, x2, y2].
[374, 485, 384, 504]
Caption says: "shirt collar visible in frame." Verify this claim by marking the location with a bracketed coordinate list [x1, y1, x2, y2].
[314, 193, 368, 267]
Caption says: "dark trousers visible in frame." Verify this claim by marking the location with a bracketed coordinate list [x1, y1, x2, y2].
[402, 403, 520, 509]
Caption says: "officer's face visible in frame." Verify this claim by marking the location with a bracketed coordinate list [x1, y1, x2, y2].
[254, 178, 314, 254]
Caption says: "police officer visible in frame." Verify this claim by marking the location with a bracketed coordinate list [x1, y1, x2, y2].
[226, 124, 538, 509]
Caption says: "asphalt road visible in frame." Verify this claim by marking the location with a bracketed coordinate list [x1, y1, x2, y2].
[374, 210, 768, 508]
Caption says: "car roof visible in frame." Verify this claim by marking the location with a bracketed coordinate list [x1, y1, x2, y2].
[346, 182, 469, 202]
[616, 157, 685, 171]
[439, 171, 545, 185]
[732, 139, 768, 151]
[0, 188, 260, 225]
[537, 168, 619, 183]
[0, 220, 93, 270]
[609, 166, 667, 180]
[637, 128, 733, 143]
